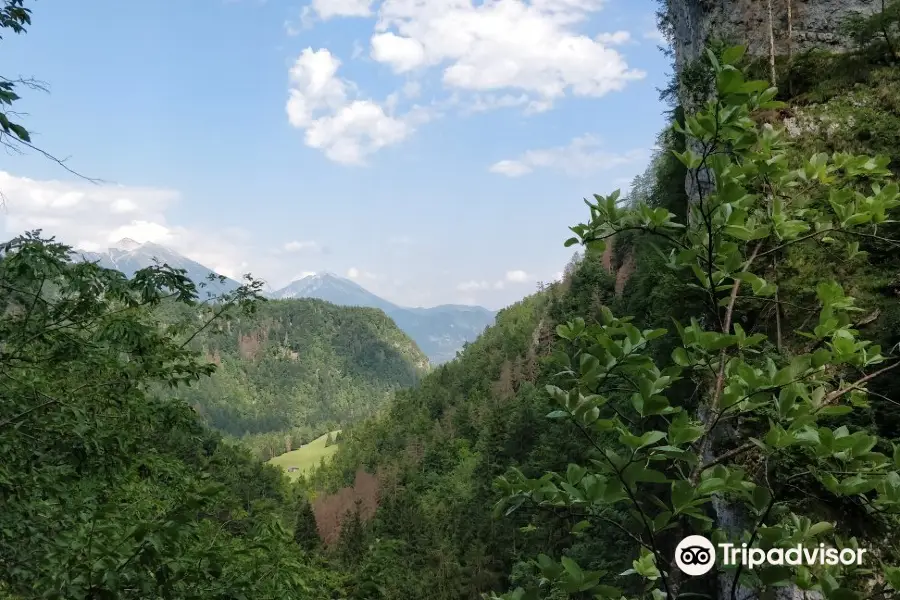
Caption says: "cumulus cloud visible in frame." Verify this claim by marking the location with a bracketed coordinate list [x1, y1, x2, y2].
[371, 32, 426, 72]
[310, 0, 374, 19]
[456, 269, 532, 293]
[347, 266, 377, 280]
[489, 134, 647, 177]
[505, 269, 530, 282]
[489, 160, 532, 177]
[369, 0, 644, 109]
[460, 93, 533, 114]
[286, 48, 429, 165]
[595, 30, 632, 45]
[0, 171, 272, 285]
[287, 1, 644, 160]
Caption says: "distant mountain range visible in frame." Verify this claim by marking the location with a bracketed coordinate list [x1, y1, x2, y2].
[73, 239, 242, 299]
[270, 273, 496, 364]
[73, 240, 495, 364]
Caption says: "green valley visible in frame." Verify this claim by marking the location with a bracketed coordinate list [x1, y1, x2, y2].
[269, 430, 341, 480]
[160, 297, 428, 460]
[6, 1, 900, 599]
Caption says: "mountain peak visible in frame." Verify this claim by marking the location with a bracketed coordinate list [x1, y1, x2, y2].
[112, 238, 143, 251]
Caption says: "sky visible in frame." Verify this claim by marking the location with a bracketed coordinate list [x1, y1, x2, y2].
[0, 0, 672, 310]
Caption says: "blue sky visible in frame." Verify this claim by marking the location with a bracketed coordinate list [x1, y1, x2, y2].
[0, 0, 671, 309]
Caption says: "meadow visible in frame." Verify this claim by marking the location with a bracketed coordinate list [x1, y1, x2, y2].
[268, 431, 340, 480]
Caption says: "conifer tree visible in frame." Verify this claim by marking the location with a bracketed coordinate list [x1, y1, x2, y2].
[337, 500, 367, 566]
[294, 498, 321, 552]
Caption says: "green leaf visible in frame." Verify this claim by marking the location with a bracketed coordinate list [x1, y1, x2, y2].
[561, 556, 583, 580]
[9, 122, 30, 142]
[623, 463, 668, 484]
[721, 45, 747, 65]
[751, 485, 771, 513]
[672, 347, 691, 367]
[671, 481, 694, 512]
[670, 419, 704, 446]
[806, 521, 833, 538]
[566, 464, 587, 486]
[622, 430, 667, 450]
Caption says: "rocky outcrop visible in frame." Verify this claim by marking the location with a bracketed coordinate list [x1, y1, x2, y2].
[667, 0, 876, 72]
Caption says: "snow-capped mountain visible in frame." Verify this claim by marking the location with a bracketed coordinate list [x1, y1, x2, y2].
[72, 239, 242, 299]
[70, 241, 496, 363]
[270, 273, 496, 364]
[271, 272, 397, 312]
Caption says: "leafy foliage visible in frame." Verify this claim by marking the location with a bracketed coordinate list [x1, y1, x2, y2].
[843, 0, 900, 63]
[0, 1, 33, 145]
[0, 232, 342, 598]
[492, 47, 900, 600]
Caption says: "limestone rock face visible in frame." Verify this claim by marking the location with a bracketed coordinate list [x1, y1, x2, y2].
[666, 0, 876, 212]
[667, 0, 876, 70]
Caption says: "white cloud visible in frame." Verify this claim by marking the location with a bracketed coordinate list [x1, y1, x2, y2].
[457, 270, 531, 293]
[505, 269, 530, 282]
[283, 240, 322, 252]
[489, 159, 532, 177]
[347, 266, 377, 280]
[489, 134, 647, 177]
[369, 0, 644, 110]
[371, 32, 426, 72]
[462, 93, 531, 114]
[289, 2, 644, 161]
[595, 30, 632, 45]
[0, 171, 264, 283]
[110, 197, 138, 213]
[310, 0, 374, 19]
[286, 48, 425, 165]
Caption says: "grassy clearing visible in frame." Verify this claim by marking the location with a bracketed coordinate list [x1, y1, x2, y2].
[268, 431, 340, 480]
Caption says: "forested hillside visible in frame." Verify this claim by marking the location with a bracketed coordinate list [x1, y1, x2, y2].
[304, 8, 900, 599]
[160, 298, 428, 460]
[0, 233, 343, 598]
[7, 0, 900, 599]
[306, 254, 624, 598]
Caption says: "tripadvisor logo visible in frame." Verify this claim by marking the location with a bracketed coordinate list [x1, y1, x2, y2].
[674, 535, 868, 576]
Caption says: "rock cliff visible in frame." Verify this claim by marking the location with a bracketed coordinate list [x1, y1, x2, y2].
[666, 0, 876, 70]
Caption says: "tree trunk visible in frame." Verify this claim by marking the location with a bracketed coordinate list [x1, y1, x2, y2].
[774, 257, 783, 351]
[767, 0, 777, 86]
[787, 0, 793, 95]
